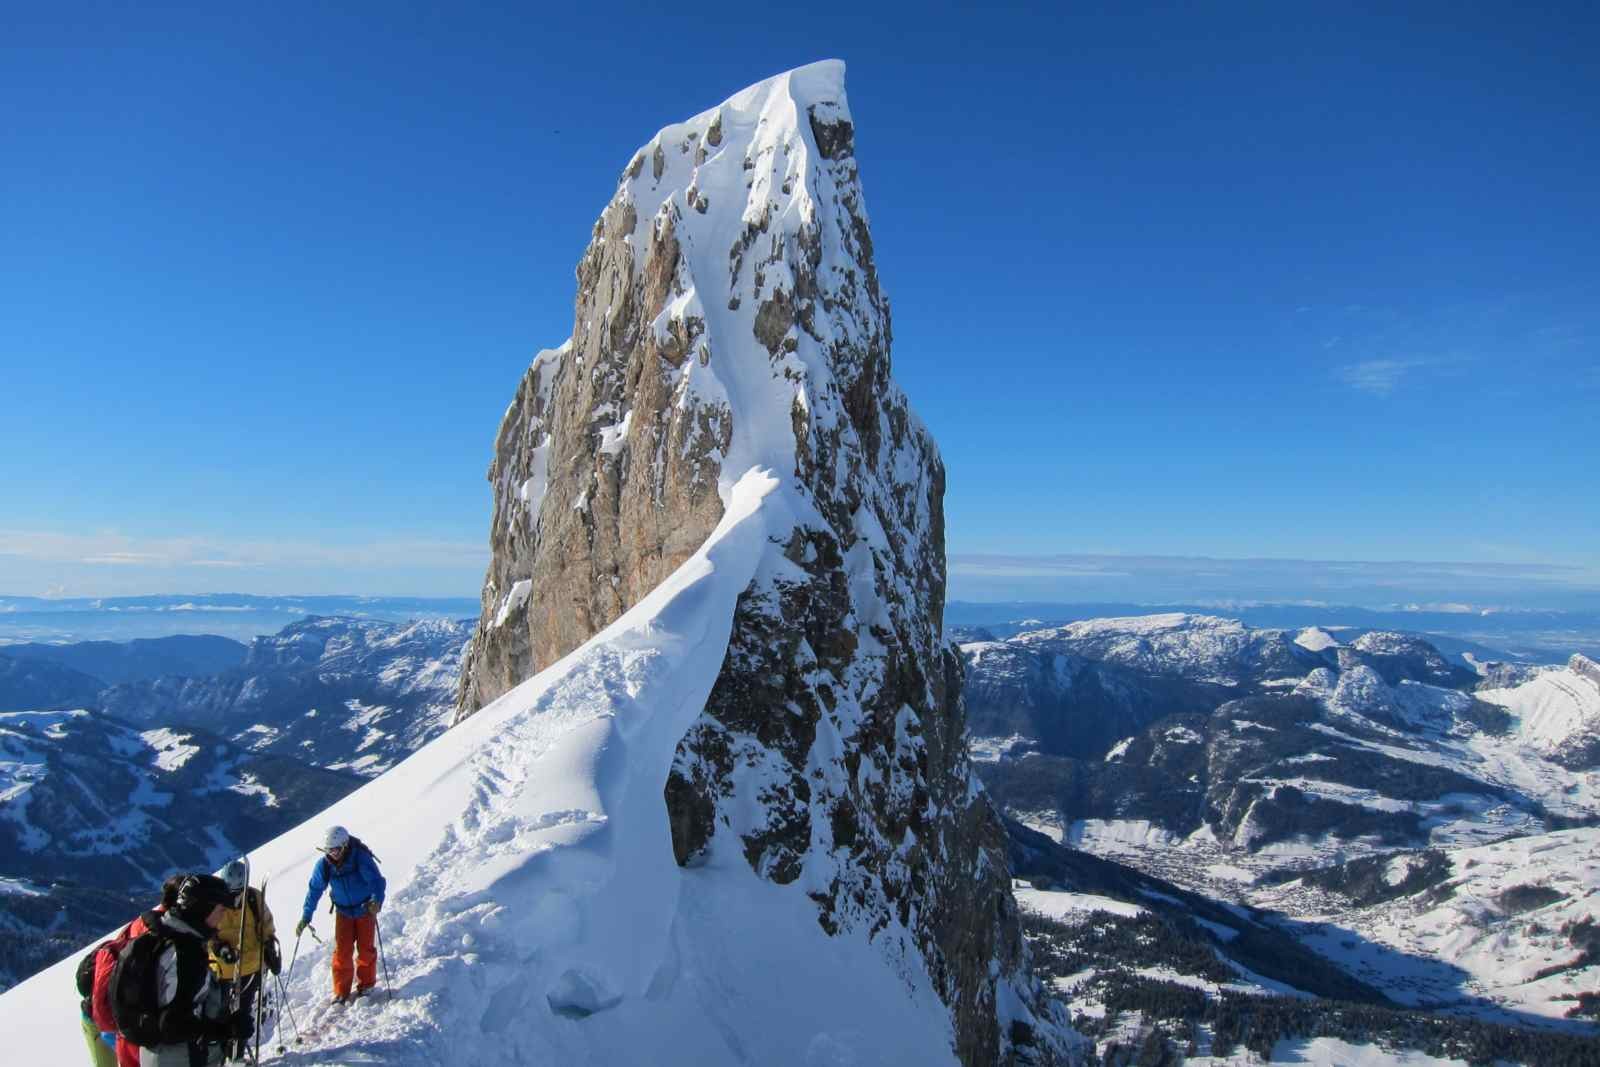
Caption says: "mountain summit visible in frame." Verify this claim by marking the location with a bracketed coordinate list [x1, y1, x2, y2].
[453, 58, 1071, 1064]
[458, 58, 903, 714]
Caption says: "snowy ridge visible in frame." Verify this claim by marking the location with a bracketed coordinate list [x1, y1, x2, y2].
[1011, 613, 1316, 686]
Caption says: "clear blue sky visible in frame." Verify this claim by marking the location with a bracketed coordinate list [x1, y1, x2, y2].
[3, 3, 1596, 599]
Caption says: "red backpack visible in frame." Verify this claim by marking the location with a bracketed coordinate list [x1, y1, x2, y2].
[83, 912, 156, 1033]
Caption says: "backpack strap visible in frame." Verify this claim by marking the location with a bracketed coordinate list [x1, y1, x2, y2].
[351, 836, 380, 866]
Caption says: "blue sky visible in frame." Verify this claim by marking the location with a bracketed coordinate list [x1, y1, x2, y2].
[2, 3, 1596, 601]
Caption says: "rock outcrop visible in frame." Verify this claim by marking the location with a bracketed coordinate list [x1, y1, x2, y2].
[457, 61, 1072, 1065]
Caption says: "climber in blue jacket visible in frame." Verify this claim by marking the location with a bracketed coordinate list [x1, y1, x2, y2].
[297, 825, 385, 1002]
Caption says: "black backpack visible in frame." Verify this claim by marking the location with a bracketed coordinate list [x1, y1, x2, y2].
[75, 942, 105, 999]
[75, 939, 107, 1017]
[108, 912, 205, 1048]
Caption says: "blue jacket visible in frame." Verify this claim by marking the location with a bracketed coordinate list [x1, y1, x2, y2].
[302, 843, 385, 923]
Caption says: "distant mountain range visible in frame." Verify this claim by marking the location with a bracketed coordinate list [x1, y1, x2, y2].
[7, 605, 1600, 1060]
[0, 708, 361, 989]
[960, 612, 1600, 1034]
[0, 614, 469, 991]
[947, 599, 1600, 661]
[0, 634, 247, 688]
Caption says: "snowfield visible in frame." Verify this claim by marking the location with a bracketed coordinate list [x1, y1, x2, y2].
[1257, 826, 1600, 1026]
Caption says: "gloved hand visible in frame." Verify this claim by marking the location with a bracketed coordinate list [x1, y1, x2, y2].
[98, 1031, 117, 1050]
[366, 899, 381, 916]
[215, 943, 239, 965]
[296, 917, 310, 936]
[264, 936, 282, 975]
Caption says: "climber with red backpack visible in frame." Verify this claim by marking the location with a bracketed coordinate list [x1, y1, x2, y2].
[80, 874, 184, 1067]
[108, 873, 245, 1066]
[296, 825, 386, 1004]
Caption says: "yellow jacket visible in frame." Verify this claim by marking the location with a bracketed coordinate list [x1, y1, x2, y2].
[209, 886, 275, 980]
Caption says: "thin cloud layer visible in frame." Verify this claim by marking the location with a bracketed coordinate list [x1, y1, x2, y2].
[948, 552, 1600, 613]
[1334, 357, 1431, 395]
[0, 528, 488, 597]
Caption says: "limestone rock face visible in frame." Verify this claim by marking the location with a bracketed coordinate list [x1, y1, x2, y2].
[457, 61, 1074, 1065]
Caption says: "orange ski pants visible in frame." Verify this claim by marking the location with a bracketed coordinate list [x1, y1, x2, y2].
[332, 912, 378, 997]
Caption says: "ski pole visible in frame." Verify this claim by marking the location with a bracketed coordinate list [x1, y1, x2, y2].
[284, 929, 304, 988]
[374, 913, 394, 1000]
[251, 972, 265, 1065]
[272, 972, 303, 1052]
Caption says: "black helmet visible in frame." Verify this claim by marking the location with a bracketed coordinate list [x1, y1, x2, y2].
[174, 874, 235, 928]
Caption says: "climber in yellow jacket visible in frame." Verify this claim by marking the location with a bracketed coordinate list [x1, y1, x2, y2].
[207, 860, 281, 1061]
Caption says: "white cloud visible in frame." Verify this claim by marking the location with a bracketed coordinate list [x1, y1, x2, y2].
[947, 557, 1132, 578]
[1334, 357, 1430, 396]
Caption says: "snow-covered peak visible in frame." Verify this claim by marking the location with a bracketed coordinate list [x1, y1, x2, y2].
[603, 58, 870, 496]
[1011, 612, 1309, 685]
[1479, 653, 1600, 762]
[1294, 626, 1341, 653]
[1572, 652, 1600, 688]
[1294, 666, 1340, 700]
[1330, 663, 1393, 715]
[459, 56, 930, 709]
[1350, 631, 1420, 655]
[1031, 611, 1232, 639]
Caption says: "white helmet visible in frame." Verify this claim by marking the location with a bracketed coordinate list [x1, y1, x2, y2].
[218, 859, 249, 893]
[322, 825, 351, 852]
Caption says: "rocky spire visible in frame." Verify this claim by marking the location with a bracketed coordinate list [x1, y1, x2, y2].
[457, 61, 1073, 1064]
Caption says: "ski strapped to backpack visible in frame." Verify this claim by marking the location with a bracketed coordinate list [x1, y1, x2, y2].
[254, 873, 272, 1065]
[229, 855, 250, 1018]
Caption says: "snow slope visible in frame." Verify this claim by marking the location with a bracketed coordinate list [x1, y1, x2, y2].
[1479, 654, 1600, 760]
[4, 470, 961, 1063]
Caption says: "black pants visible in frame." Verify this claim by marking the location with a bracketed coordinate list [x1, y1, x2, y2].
[216, 973, 260, 1061]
